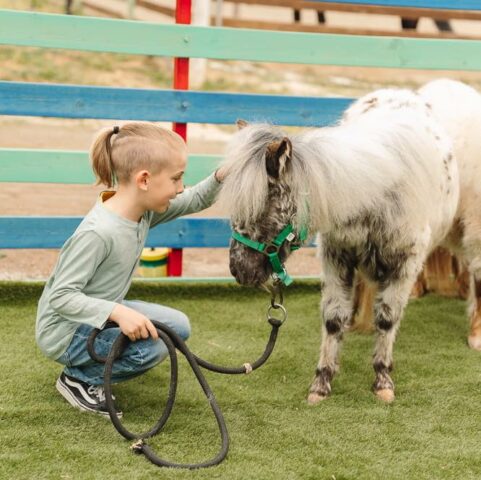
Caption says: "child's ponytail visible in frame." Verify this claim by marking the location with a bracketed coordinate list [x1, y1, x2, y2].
[90, 126, 120, 188]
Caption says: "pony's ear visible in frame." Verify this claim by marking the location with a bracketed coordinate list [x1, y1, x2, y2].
[236, 119, 249, 130]
[266, 137, 292, 179]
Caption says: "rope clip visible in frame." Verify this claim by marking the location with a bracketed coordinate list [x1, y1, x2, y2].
[130, 439, 145, 454]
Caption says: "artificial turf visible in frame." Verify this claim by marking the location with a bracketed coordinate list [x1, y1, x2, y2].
[1, 281, 480, 479]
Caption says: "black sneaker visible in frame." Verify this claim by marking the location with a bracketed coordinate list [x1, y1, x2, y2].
[56, 372, 122, 418]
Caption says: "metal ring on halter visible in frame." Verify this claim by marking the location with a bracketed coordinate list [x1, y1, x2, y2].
[267, 303, 287, 324]
[264, 243, 280, 255]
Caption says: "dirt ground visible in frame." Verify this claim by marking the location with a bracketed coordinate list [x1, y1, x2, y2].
[1, 2, 481, 280]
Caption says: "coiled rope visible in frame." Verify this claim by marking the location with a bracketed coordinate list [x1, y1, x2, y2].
[86, 290, 287, 469]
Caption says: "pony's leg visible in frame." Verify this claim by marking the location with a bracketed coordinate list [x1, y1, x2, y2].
[452, 256, 470, 300]
[308, 252, 355, 405]
[410, 267, 427, 298]
[372, 276, 415, 403]
[467, 270, 481, 350]
[460, 210, 481, 349]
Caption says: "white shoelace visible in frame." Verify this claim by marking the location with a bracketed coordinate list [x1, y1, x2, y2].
[87, 385, 106, 403]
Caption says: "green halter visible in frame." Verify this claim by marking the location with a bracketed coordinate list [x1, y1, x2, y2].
[232, 223, 308, 286]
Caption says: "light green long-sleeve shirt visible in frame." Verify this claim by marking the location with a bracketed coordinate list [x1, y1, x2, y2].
[36, 174, 221, 360]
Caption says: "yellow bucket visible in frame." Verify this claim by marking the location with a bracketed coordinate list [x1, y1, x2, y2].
[138, 248, 170, 278]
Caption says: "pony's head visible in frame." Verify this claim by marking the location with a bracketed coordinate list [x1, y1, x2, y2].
[218, 122, 308, 287]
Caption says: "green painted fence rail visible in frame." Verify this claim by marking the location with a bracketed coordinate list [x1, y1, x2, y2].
[0, 149, 222, 185]
[1, 9, 481, 70]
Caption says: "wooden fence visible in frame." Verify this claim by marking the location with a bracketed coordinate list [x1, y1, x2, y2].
[81, 0, 481, 38]
[0, 2, 480, 276]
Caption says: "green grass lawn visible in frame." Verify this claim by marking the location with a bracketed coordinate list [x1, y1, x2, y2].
[1, 281, 480, 480]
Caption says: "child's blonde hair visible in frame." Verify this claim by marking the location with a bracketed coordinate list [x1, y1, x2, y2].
[90, 122, 186, 188]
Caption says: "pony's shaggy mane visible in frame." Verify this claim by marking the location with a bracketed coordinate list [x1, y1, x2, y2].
[218, 123, 326, 231]
[219, 104, 447, 234]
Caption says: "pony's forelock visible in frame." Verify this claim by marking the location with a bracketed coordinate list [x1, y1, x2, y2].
[218, 124, 283, 224]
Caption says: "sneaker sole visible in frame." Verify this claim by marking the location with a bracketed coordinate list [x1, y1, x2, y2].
[56, 377, 123, 418]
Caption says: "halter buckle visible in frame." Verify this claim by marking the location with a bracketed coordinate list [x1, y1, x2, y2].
[271, 269, 285, 282]
[272, 268, 293, 287]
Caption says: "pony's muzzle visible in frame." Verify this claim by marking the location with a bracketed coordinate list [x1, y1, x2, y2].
[229, 245, 272, 287]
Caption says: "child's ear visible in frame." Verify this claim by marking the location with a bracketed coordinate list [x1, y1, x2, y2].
[136, 170, 150, 191]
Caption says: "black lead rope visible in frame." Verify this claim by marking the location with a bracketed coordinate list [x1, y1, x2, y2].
[86, 293, 287, 469]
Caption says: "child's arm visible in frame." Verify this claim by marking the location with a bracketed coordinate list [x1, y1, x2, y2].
[149, 169, 225, 227]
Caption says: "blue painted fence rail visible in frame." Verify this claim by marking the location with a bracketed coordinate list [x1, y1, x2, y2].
[0, 217, 317, 250]
[0, 217, 233, 249]
[309, 0, 481, 9]
[0, 82, 354, 127]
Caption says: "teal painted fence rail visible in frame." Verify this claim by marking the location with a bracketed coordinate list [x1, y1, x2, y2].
[1, 10, 481, 70]
[0, 150, 222, 185]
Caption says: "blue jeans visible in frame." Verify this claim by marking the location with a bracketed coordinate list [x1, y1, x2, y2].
[56, 300, 191, 386]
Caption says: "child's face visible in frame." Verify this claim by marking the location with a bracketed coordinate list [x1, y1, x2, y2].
[146, 153, 187, 212]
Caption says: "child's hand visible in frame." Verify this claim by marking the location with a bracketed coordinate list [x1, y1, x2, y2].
[214, 166, 229, 182]
[109, 304, 159, 342]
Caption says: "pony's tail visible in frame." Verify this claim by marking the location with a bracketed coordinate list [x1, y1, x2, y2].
[423, 248, 464, 298]
[90, 126, 118, 188]
[351, 269, 428, 332]
[351, 272, 376, 332]
[350, 249, 468, 333]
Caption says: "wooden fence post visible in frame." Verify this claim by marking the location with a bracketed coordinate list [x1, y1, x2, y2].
[191, 0, 211, 88]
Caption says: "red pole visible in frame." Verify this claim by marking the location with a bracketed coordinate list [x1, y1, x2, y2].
[173, 0, 191, 138]
[169, 0, 192, 277]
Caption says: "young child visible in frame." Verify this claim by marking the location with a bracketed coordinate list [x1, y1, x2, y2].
[36, 122, 226, 417]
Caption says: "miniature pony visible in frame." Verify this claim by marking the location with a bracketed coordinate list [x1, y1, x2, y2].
[219, 88, 459, 403]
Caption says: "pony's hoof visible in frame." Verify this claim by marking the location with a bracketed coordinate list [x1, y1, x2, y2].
[468, 335, 481, 351]
[307, 392, 328, 405]
[375, 389, 395, 403]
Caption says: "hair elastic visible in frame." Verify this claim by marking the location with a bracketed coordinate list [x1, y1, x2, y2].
[112, 126, 120, 134]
